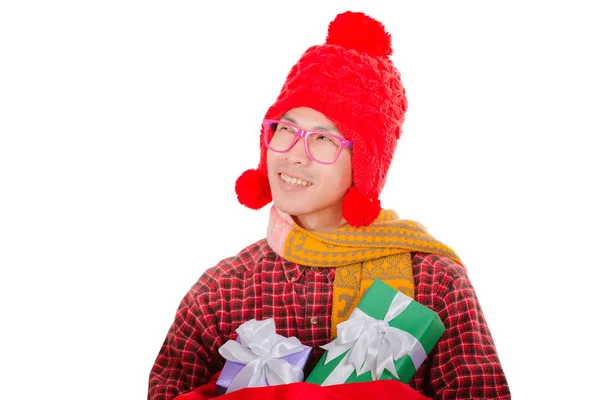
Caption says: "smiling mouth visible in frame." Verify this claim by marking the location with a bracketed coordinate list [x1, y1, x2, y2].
[280, 173, 312, 187]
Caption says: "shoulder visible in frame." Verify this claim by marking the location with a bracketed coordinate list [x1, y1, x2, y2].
[412, 252, 467, 281]
[411, 252, 470, 304]
[188, 238, 275, 292]
[172, 239, 275, 329]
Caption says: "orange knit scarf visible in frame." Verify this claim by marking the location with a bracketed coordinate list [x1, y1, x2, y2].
[266, 206, 461, 337]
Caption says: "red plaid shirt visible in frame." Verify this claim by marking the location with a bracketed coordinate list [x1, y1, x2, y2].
[148, 239, 510, 399]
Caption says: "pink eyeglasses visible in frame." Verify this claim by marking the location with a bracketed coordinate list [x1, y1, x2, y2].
[263, 119, 353, 165]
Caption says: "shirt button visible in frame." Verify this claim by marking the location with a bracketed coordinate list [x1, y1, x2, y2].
[310, 317, 318, 325]
[290, 276, 296, 282]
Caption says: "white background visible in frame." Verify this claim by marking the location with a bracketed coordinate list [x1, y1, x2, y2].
[1, 1, 598, 399]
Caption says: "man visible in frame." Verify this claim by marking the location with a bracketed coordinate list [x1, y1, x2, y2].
[149, 11, 510, 399]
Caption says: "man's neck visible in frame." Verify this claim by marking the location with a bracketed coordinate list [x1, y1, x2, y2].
[293, 213, 347, 233]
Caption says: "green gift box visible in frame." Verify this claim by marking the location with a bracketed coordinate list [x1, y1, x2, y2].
[305, 279, 444, 386]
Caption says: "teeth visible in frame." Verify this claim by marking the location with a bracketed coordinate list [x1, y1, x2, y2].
[281, 173, 311, 186]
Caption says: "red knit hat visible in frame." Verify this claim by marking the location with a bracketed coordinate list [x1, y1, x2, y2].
[235, 11, 408, 227]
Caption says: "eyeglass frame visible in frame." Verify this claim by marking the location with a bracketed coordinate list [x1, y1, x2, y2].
[262, 119, 353, 165]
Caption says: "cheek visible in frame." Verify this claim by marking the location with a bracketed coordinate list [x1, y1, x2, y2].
[337, 154, 353, 188]
[266, 150, 280, 174]
[266, 151, 278, 190]
[322, 158, 352, 194]
[341, 159, 353, 187]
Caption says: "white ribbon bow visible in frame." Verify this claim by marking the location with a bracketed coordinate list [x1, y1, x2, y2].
[320, 292, 427, 386]
[218, 318, 305, 393]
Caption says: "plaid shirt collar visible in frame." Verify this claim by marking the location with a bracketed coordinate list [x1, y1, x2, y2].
[276, 253, 335, 284]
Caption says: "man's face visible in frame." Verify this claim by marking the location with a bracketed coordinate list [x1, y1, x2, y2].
[266, 107, 352, 231]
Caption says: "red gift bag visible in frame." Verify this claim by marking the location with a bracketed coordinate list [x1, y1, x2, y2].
[175, 371, 430, 400]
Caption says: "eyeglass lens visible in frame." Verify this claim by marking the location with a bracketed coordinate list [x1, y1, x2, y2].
[265, 121, 341, 164]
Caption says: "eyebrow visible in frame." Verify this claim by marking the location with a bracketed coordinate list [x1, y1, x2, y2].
[280, 115, 341, 134]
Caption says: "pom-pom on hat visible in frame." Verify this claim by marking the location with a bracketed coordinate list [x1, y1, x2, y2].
[235, 11, 408, 227]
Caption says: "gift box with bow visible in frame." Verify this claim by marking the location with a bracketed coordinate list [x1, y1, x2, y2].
[305, 279, 445, 386]
[216, 318, 312, 395]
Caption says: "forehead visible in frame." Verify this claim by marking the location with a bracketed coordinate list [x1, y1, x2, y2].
[280, 107, 342, 135]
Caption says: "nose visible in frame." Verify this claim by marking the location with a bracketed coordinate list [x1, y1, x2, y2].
[284, 136, 310, 165]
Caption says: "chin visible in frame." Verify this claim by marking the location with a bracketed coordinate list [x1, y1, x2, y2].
[272, 199, 311, 217]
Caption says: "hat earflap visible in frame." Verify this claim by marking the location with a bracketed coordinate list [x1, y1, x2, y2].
[341, 186, 381, 228]
[235, 169, 272, 210]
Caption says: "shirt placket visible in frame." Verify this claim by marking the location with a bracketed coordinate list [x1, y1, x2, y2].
[303, 268, 330, 346]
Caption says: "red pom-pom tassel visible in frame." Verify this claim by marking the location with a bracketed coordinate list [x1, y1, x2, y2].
[326, 11, 392, 57]
[235, 169, 272, 210]
[341, 187, 381, 227]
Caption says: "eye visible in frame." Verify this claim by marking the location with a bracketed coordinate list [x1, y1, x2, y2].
[316, 134, 332, 141]
[277, 124, 295, 133]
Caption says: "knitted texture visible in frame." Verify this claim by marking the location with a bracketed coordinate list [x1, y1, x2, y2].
[266, 206, 460, 337]
[236, 11, 408, 227]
